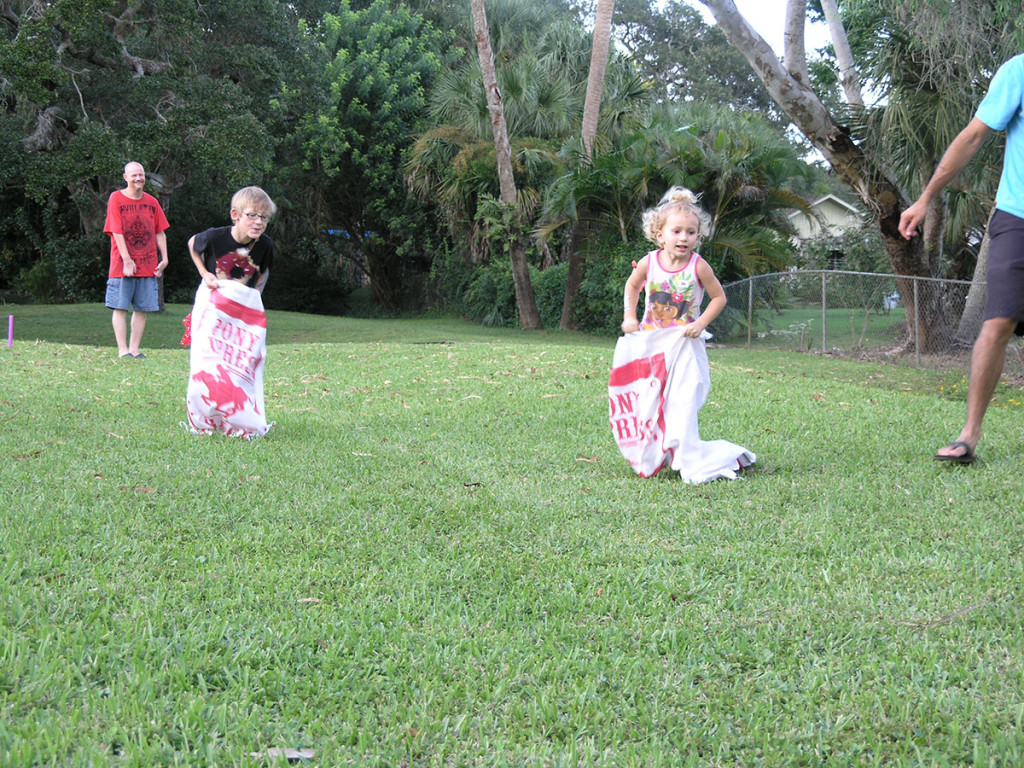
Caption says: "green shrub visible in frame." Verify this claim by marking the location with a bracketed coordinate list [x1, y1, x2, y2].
[426, 245, 474, 314]
[262, 249, 355, 316]
[47, 233, 107, 303]
[428, 238, 649, 335]
[574, 238, 647, 336]
[532, 261, 568, 329]
[797, 221, 889, 273]
[14, 257, 64, 303]
[463, 259, 518, 327]
[706, 300, 748, 341]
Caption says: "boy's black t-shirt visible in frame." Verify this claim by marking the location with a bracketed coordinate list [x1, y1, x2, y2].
[193, 226, 274, 288]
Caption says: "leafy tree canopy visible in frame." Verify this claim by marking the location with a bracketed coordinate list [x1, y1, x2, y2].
[299, 0, 458, 310]
[0, 0, 312, 301]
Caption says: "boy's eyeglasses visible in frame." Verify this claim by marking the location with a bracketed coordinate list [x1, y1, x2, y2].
[243, 211, 270, 222]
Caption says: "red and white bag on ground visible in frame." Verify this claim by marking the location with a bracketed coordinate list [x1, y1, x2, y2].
[185, 281, 272, 439]
[609, 328, 754, 483]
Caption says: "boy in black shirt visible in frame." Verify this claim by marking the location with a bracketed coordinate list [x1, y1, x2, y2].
[188, 186, 275, 292]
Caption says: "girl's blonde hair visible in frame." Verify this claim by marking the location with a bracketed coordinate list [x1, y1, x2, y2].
[641, 186, 712, 245]
[230, 186, 277, 218]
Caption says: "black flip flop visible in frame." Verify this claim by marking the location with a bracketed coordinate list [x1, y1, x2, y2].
[934, 441, 977, 465]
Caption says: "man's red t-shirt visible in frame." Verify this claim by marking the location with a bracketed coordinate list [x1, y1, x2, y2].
[103, 190, 170, 278]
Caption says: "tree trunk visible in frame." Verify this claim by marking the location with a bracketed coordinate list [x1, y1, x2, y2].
[366, 240, 402, 314]
[470, 0, 542, 329]
[699, 0, 948, 351]
[818, 0, 862, 106]
[580, 0, 615, 158]
[558, 221, 590, 329]
[782, 0, 808, 86]
[561, 0, 614, 330]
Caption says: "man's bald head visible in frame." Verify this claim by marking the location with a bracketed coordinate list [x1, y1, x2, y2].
[122, 162, 147, 199]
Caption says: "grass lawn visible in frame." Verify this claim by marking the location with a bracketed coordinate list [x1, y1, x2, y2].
[3, 303, 608, 349]
[2, 305, 1024, 766]
[713, 306, 909, 355]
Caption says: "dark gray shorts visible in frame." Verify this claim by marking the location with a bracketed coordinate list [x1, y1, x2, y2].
[105, 277, 159, 312]
[985, 210, 1024, 334]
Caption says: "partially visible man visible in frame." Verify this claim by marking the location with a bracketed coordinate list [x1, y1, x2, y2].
[103, 161, 170, 358]
[899, 52, 1024, 464]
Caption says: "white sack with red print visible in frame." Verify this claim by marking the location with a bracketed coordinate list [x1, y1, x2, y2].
[186, 281, 271, 438]
[608, 328, 754, 483]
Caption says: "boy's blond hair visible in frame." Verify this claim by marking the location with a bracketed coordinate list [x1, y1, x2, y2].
[231, 186, 277, 218]
[641, 186, 713, 245]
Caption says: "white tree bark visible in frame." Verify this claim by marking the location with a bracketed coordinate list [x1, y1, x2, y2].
[700, 0, 840, 154]
[699, 0, 948, 350]
[956, 215, 991, 345]
[783, 0, 809, 87]
[818, 0, 863, 107]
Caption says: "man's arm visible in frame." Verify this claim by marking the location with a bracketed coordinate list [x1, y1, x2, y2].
[112, 233, 135, 276]
[899, 117, 992, 239]
[155, 231, 168, 277]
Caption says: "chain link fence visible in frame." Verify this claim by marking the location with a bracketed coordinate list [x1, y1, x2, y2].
[708, 270, 1024, 377]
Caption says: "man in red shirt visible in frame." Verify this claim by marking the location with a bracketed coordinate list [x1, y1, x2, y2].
[103, 161, 170, 358]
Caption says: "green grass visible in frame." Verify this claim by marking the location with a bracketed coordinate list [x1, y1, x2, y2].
[3, 306, 1024, 766]
[3, 303, 608, 348]
[724, 306, 908, 352]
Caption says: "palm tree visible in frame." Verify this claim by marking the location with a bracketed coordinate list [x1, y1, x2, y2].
[559, 0, 616, 329]
[407, 13, 632, 263]
[537, 103, 813, 291]
[581, 0, 615, 159]
[469, 0, 543, 329]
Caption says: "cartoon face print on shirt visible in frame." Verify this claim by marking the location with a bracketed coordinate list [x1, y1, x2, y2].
[648, 292, 673, 324]
[648, 290, 692, 326]
[216, 248, 257, 283]
[643, 280, 695, 328]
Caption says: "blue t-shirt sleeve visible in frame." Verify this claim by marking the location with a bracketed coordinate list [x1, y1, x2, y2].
[977, 55, 1024, 131]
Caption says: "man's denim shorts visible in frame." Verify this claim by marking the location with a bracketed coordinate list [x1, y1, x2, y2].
[105, 277, 160, 312]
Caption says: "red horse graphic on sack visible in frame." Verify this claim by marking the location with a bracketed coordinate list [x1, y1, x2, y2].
[190, 364, 260, 417]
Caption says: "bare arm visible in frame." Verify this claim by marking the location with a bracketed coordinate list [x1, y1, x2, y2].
[112, 233, 135, 276]
[899, 118, 992, 239]
[188, 235, 219, 289]
[154, 231, 168, 277]
[621, 256, 648, 333]
[685, 258, 726, 338]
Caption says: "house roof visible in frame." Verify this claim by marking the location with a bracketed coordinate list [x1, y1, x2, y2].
[788, 194, 862, 220]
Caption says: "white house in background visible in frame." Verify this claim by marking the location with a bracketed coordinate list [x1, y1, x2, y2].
[788, 194, 864, 240]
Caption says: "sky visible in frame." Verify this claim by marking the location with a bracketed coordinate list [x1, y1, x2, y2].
[684, 0, 830, 55]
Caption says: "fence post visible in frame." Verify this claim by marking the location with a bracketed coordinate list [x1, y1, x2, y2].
[747, 279, 753, 347]
[914, 277, 921, 366]
[821, 271, 827, 354]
